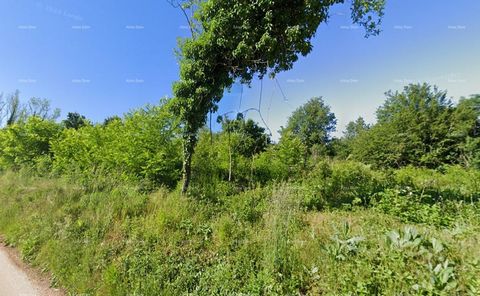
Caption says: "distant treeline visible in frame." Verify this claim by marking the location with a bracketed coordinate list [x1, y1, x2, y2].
[1, 83, 480, 295]
[0, 83, 479, 193]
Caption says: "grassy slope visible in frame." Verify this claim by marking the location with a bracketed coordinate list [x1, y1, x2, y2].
[0, 171, 479, 295]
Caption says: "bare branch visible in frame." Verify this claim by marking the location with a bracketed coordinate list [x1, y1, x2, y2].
[167, 0, 197, 39]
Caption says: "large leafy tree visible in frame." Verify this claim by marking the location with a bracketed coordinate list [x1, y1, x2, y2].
[284, 97, 336, 151]
[450, 95, 480, 168]
[172, 0, 385, 193]
[352, 83, 458, 168]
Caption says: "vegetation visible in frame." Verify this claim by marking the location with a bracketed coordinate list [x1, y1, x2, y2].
[171, 0, 385, 192]
[283, 97, 336, 157]
[0, 90, 60, 127]
[348, 85, 480, 169]
[0, 2, 478, 295]
[0, 80, 479, 295]
[0, 165, 479, 295]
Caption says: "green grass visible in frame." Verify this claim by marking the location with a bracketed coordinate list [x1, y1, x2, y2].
[0, 171, 479, 295]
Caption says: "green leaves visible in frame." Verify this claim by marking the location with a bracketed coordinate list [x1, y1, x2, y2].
[284, 97, 337, 151]
[385, 227, 459, 293]
[51, 102, 182, 188]
[386, 226, 423, 250]
[0, 116, 61, 169]
[351, 0, 386, 37]
[350, 83, 480, 169]
[327, 222, 365, 261]
[173, 0, 385, 191]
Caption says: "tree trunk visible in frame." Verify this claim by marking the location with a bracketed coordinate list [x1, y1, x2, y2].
[181, 133, 197, 194]
[228, 132, 232, 182]
[228, 148, 232, 182]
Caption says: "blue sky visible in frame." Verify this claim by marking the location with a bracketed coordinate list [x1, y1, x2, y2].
[1, 0, 479, 139]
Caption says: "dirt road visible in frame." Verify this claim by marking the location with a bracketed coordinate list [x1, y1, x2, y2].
[0, 243, 63, 296]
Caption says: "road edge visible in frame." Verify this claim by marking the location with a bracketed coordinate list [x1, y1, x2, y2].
[0, 237, 65, 296]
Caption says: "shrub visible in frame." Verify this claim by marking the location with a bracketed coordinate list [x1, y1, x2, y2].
[372, 188, 480, 227]
[394, 166, 480, 203]
[0, 116, 61, 170]
[51, 103, 182, 189]
[301, 160, 386, 210]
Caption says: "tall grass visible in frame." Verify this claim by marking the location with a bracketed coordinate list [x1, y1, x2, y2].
[0, 167, 479, 295]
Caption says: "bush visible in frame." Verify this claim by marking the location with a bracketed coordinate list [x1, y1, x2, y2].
[301, 160, 387, 210]
[0, 116, 61, 170]
[253, 132, 307, 183]
[394, 166, 480, 203]
[373, 188, 457, 227]
[51, 103, 182, 189]
[191, 126, 271, 192]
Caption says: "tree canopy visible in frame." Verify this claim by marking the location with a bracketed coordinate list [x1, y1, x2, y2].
[0, 91, 61, 127]
[219, 114, 271, 158]
[284, 97, 336, 151]
[63, 112, 89, 130]
[350, 84, 480, 169]
[172, 0, 385, 192]
[1, 90, 22, 126]
[344, 117, 369, 140]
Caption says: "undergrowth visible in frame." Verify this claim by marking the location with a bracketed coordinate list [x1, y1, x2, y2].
[1, 166, 480, 295]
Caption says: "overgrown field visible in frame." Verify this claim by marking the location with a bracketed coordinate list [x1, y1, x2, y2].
[1, 163, 479, 295]
[1, 84, 479, 294]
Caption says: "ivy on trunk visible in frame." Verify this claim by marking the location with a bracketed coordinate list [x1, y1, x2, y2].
[171, 0, 385, 193]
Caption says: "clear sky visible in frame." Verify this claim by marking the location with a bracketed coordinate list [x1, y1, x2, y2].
[1, 0, 479, 139]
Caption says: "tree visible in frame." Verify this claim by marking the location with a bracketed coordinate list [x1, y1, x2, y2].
[1, 92, 60, 127]
[284, 97, 336, 152]
[219, 114, 271, 158]
[333, 117, 370, 159]
[253, 129, 307, 182]
[1, 90, 24, 126]
[344, 117, 369, 140]
[217, 115, 271, 183]
[103, 115, 122, 126]
[0, 93, 5, 122]
[52, 102, 182, 188]
[26, 97, 60, 121]
[276, 129, 308, 177]
[352, 83, 457, 168]
[450, 95, 480, 168]
[171, 0, 385, 193]
[63, 112, 89, 130]
[351, 122, 403, 168]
